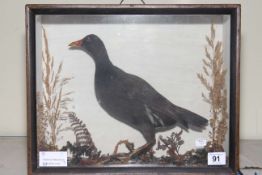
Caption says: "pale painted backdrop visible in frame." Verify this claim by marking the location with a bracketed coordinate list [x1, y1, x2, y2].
[36, 15, 228, 154]
[0, 0, 261, 141]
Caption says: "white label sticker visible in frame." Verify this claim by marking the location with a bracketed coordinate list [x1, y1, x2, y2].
[39, 151, 67, 167]
[195, 138, 207, 148]
[208, 152, 226, 165]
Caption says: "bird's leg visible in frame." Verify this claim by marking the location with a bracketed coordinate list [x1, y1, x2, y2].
[125, 127, 156, 161]
[129, 140, 155, 160]
[120, 140, 155, 164]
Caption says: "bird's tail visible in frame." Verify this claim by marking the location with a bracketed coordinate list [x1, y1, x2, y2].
[174, 106, 208, 132]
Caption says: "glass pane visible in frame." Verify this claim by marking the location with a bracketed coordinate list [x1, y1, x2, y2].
[35, 14, 231, 168]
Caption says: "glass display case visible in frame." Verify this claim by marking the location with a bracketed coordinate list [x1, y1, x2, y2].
[26, 4, 241, 174]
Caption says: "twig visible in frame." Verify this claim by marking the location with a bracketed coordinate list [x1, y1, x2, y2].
[113, 140, 134, 155]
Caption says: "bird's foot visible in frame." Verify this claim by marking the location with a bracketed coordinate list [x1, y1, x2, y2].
[128, 142, 151, 160]
[111, 140, 155, 164]
[119, 143, 155, 164]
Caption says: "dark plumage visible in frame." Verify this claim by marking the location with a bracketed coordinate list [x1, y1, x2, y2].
[69, 34, 208, 152]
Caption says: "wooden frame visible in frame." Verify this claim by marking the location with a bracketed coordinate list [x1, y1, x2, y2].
[26, 4, 241, 175]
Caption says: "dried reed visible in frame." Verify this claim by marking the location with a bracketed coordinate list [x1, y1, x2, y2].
[197, 23, 228, 150]
[40, 28, 73, 149]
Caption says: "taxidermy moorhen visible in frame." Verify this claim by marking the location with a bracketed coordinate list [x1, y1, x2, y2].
[69, 34, 208, 158]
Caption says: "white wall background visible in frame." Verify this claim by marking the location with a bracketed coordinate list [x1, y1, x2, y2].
[0, 0, 261, 140]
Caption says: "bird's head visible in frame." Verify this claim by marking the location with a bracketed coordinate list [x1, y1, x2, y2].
[69, 34, 107, 60]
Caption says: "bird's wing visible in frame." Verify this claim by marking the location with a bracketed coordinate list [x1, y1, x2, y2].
[146, 94, 208, 132]
[114, 68, 208, 132]
[128, 75, 207, 132]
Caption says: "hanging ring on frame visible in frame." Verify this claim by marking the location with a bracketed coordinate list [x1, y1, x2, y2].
[120, 0, 146, 5]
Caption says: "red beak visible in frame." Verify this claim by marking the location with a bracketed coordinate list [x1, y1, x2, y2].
[69, 39, 83, 48]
